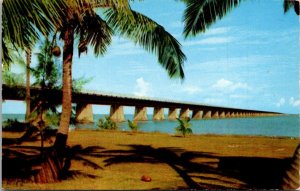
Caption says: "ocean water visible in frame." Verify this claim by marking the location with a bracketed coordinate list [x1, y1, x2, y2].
[2, 114, 299, 138]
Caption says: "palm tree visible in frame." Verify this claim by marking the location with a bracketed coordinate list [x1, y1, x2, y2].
[175, 117, 193, 137]
[3, 0, 186, 181]
[52, 0, 186, 150]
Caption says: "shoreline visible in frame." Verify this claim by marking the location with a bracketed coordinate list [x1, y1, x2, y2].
[3, 114, 299, 138]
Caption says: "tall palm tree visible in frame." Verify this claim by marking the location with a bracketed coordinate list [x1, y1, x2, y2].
[52, 0, 186, 149]
[3, 1, 186, 181]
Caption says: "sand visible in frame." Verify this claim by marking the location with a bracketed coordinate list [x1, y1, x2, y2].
[2, 130, 299, 190]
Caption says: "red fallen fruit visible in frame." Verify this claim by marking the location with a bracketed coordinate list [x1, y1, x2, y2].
[141, 175, 152, 182]
[52, 46, 61, 57]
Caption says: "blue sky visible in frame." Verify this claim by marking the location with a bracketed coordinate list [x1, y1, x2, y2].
[3, 0, 300, 114]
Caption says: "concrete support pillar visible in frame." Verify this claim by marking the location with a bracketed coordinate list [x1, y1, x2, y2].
[212, 110, 219, 118]
[168, 108, 178, 120]
[153, 107, 164, 121]
[231, 112, 236, 118]
[110, 105, 125, 122]
[203, 110, 212, 119]
[76, 103, 94, 124]
[134, 106, 148, 121]
[179, 108, 190, 119]
[192, 110, 203, 120]
[220, 111, 226, 118]
[225, 111, 231, 118]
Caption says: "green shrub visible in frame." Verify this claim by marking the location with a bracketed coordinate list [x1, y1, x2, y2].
[175, 117, 193, 137]
[2, 119, 26, 132]
[127, 120, 141, 132]
[98, 116, 118, 130]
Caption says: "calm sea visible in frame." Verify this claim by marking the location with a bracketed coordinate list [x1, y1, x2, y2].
[2, 114, 300, 138]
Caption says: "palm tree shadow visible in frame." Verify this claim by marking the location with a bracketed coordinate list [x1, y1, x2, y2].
[218, 156, 290, 189]
[102, 144, 291, 189]
[103, 144, 218, 189]
[2, 144, 106, 183]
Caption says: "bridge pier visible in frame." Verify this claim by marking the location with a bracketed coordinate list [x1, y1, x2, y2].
[153, 107, 165, 121]
[134, 106, 147, 121]
[75, 103, 94, 124]
[219, 111, 226, 118]
[225, 111, 231, 118]
[179, 108, 190, 119]
[192, 109, 202, 119]
[153, 107, 164, 120]
[212, 110, 219, 118]
[203, 110, 212, 119]
[168, 108, 178, 120]
[110, 105, 125, 122]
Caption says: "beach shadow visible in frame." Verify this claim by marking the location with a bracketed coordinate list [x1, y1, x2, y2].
[103, 145, 220, 189]
[218, 156, 290, 189]
[102, 144, 291, 189]
[3, 141, 292, 189]
[3, 127, 57, 146]
[2, 144, 106, 183]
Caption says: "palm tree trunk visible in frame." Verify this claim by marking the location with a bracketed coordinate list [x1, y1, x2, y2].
[54, 26, 74, 150]
[25, 48, 31, 121]
[34, 26, 74, 183]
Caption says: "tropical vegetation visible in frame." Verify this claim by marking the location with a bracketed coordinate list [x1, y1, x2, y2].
[181, 0, 299, 38]
[175, 117, 193, 137]
[128, 120, 141, 132]
[98, 116, 118, 130]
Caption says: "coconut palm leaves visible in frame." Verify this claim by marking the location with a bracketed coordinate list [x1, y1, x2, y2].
[105, 8, 186, 78]
[175, 118, 193, 137]
[2, 0, 66, 66]
[183, 0, 244, 37]
[284, 0, 300, 15]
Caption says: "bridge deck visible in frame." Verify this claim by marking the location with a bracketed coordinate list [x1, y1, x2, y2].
[2, 85, 281, 114]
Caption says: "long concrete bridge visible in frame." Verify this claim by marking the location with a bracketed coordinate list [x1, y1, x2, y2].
[2, 85, 282, 123]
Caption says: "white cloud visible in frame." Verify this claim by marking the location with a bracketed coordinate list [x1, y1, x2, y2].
[183, 37, 232, 47]
[182, 85, 202, 95]
[289, 97, 300, 108]
[134, 77, 151, 97]
[276, 98, 285, 107]
[206, 27, 230, 35]
[212, 79, 250, 92]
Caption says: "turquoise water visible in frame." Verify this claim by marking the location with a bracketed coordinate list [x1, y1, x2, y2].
[2, 114, 299, 138]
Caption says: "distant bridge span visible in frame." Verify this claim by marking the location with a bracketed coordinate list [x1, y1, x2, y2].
[2, 85, 282, 123]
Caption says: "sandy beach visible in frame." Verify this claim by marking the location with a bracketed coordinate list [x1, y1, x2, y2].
[2, 130, 299, 190]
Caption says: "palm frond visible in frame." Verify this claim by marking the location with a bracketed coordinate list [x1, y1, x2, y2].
[183, 0, 244, 38]
[284, 0, 294, 13]
[105, 8, 186, 79]
[2, 40, 12, 69]
[75, 13, 113, 57]
[2, 0, 67, 65]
